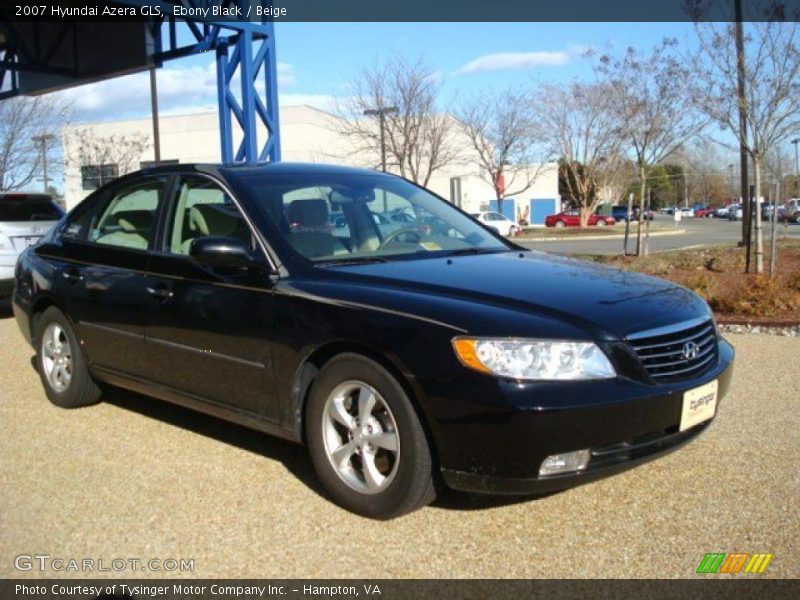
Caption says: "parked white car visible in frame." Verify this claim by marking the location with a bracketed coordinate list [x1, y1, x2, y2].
[679, 207, 695, 218]
[1, 194, 63, 299]
[471, 211, 520, 236]
[714, 206, 730, 218]
[727, 204, 744, 221]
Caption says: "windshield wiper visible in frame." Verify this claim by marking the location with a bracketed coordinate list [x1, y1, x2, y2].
[445, 247, 505, 257]
[314, 256, 391, 267]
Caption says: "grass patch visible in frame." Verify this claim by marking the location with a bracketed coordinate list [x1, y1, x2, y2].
[590, 241, 800, 323]
[518, 222, 675, 238]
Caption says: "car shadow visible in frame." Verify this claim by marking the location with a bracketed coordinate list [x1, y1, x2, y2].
[25, 354, 554, 514]
[100, 385, 328, 497]
[432, 488, 558, 511]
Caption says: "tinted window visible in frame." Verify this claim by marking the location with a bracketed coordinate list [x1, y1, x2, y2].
[87, 180, 164, 250]
[0, 197, 62, 222]
[167, 176, 253, 255]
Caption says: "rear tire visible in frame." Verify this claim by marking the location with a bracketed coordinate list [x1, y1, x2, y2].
[35, 307, 101, 409]
[305, 353, 435, 519]
[596, 220, 607, 227]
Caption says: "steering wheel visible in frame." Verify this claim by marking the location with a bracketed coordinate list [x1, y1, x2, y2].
[378, 227, 422, 249]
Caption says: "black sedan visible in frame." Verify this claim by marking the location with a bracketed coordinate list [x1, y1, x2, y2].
[12, 163, 734, 518]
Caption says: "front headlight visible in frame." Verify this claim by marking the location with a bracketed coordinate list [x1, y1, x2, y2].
[452, 338, 616, 381]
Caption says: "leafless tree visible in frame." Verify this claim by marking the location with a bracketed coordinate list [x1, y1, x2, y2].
[534, 82, 628, 227]
[596, 39, 706, 255]
[334, 55, 459, 187]
[762, 144, 794, 196]
[675, 140, 732, 206]
[0, 96, 69, 191]
[457, 88, 546, 217]
[64, 127, 151, 180]
[691, 20, 800, 274]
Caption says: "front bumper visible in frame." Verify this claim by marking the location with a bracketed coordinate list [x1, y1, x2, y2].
[432, 338, 735, 494]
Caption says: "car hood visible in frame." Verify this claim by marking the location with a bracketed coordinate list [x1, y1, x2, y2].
[331, 251, 711, 340]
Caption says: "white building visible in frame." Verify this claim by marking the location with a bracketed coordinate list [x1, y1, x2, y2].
[62, 105, 560, 222]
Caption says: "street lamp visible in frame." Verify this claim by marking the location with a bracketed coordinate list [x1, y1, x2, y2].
[791, 138, 799, 198]
[363, 106, 398, 172]
[32, 134, 56, 193]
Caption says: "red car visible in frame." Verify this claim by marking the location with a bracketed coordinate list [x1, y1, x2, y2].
[694, 206, 717, 218]
[545, 210, 616, 228]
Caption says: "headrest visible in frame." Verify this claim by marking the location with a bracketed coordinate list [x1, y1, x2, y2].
[287, 199, 329, 229]
[116, 210, 153, 232]
[189, 203, 239, 236]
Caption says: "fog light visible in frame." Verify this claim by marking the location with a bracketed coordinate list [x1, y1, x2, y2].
[539, 449, 590, 476]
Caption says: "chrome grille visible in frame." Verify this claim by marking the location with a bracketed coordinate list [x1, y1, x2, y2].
[628, 319, 718, 381]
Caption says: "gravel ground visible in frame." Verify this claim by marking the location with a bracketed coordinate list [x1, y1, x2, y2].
[0, 315, 797, 579]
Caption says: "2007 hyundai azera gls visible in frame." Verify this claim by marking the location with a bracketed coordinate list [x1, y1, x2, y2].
[12, 163, 734, 518]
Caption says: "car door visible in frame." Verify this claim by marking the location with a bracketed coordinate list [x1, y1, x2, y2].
[143, 173, 278, 419]
[58, 176, 168, 378]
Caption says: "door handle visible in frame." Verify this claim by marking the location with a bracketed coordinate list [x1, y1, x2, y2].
[146, 285, 174, 300]
[61, 269, 83, 282]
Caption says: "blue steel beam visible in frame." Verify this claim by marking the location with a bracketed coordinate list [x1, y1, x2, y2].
[214, 22, 280, 163]
[122, 0, 281, 163]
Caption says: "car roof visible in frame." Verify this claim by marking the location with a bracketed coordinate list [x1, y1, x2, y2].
[0, 193, 54, 202]
[135, 161, 387, 180]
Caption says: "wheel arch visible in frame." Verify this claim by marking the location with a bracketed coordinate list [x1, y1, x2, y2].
[29, 293, 64, 341]
[290, 341, 441, 469]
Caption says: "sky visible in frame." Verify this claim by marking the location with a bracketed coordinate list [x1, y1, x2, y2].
[58, 21, 699, 122]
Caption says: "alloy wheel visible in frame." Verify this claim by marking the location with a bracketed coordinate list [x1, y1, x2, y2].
[41, 323, 72, 393]
[321, 380, 400, 494]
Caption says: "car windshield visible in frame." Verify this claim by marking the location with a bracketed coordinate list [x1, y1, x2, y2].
[229, 169, 510, 263]
[0, 197, 62, 222]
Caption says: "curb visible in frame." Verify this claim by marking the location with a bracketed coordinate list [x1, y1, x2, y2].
[718, 322, 799, 336]
[518, 228, 686, 243]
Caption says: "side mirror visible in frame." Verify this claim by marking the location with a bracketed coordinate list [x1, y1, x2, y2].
[189, 236, 252, 268]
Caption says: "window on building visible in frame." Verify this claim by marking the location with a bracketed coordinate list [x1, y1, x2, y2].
[81, 164, 119, 191]
[140, 159, 180, 170]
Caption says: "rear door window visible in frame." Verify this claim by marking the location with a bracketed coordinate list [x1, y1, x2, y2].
[87, 179, 165, 251]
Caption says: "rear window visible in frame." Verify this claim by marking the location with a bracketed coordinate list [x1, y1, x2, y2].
[0, 197, 62, 222]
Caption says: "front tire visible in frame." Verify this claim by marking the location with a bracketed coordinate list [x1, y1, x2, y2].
[555, 221, 566, 228]
[36, 307, 101, 408]
[596, 220, 607, 227]
[306, 354, 435, 519]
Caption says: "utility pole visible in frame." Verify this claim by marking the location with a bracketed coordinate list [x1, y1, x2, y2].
[734, 0, 751, 251]
[770, 180, 779, 276]
[623, 192, 634, 256]
[32, 134, 55, 193]
[643, 187, 652, 257]
[728, 163, 735, 202]
[364, 106, 397, 212]
[683, 167, 689, 208]
[792, 138, 799, 198]
[363, 106, 398, 172]
[150, 68, 161, 165]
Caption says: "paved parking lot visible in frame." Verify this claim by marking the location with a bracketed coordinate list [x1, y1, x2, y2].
[0, 314, 797, 579]
[520, 215, 800, 255]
